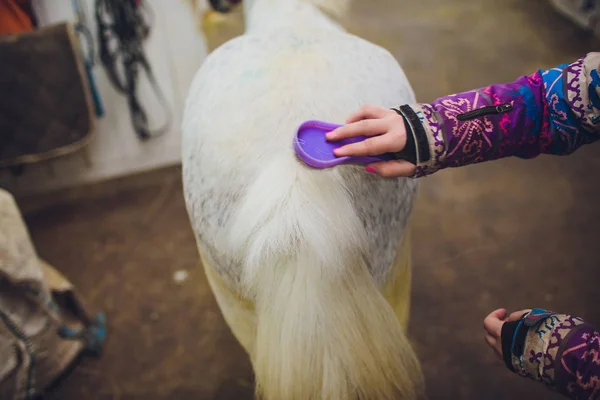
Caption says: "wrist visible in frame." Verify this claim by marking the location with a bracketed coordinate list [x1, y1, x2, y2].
[394, 104, 442, 177]
[501, 308, 561, 376]
[500, 312, 529, 373]
[391, 105, 432, 174]
[390, 107, 417, 165]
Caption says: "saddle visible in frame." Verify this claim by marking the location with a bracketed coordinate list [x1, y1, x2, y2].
[0, 21, 94, 170]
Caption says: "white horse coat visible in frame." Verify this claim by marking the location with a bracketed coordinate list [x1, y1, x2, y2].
[182, 0, 422, 398]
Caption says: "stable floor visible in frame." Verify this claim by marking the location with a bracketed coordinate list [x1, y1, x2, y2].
[15, 0, 600, 399]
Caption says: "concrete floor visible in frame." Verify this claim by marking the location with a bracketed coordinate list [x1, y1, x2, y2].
[15, 0, 600, 399]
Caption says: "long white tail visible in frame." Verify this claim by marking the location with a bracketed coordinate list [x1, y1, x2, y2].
[227, 156, 423, 400]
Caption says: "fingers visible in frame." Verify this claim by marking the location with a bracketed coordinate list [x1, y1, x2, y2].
[486, 308, 508, 323]
[365, 160, 416, 178]
[484, 310, 508, 360]
[334, 132, 402, 157]
[483, 317, 504, 339]
[483, 308, 507, 338]
[484, 332, 496, 348]
[327, 119, 388, 141]
[345, 105, 389, 124]
[508, 309, 532, 322]
[484, 331, 504, 358]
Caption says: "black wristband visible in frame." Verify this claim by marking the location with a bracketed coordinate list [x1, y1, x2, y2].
[392, 105, 431, 165]
[501, 320, 519, 372]
[501, 312, 530, 373]
[390, 108, 418, 165]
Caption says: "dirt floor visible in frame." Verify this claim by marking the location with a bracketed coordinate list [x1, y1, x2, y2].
[12, 0, 600, 399]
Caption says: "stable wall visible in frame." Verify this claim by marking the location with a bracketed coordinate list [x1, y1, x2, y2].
[0, 0, 209, 196]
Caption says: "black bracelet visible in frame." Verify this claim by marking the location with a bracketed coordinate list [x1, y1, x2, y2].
[390, 108, 417, 164]
[501, 312, 530, 372]
[391, 105, 431, 165]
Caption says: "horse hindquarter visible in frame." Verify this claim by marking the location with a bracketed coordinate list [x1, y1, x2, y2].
[183, 21, 421, 400]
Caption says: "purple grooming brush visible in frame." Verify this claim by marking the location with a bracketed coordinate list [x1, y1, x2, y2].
[294, 120, 409, 169]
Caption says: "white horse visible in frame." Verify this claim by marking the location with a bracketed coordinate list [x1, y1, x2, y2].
[182, 0, 422, 398]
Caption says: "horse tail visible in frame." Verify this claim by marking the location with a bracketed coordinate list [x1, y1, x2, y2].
[228, 156, 423, 400]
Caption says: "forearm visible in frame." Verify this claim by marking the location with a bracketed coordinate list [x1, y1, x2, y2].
[501, 309, 600, 399]
[397, 52, 600, 177]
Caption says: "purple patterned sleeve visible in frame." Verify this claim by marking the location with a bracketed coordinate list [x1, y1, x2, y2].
[555, 325, 600, 399]
[507, 312, 600, 399]
[403, 52, 600, 177]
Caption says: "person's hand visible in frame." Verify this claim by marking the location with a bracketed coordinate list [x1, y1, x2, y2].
[325, 105, 416, 177]
[483, 308, 531, 360]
